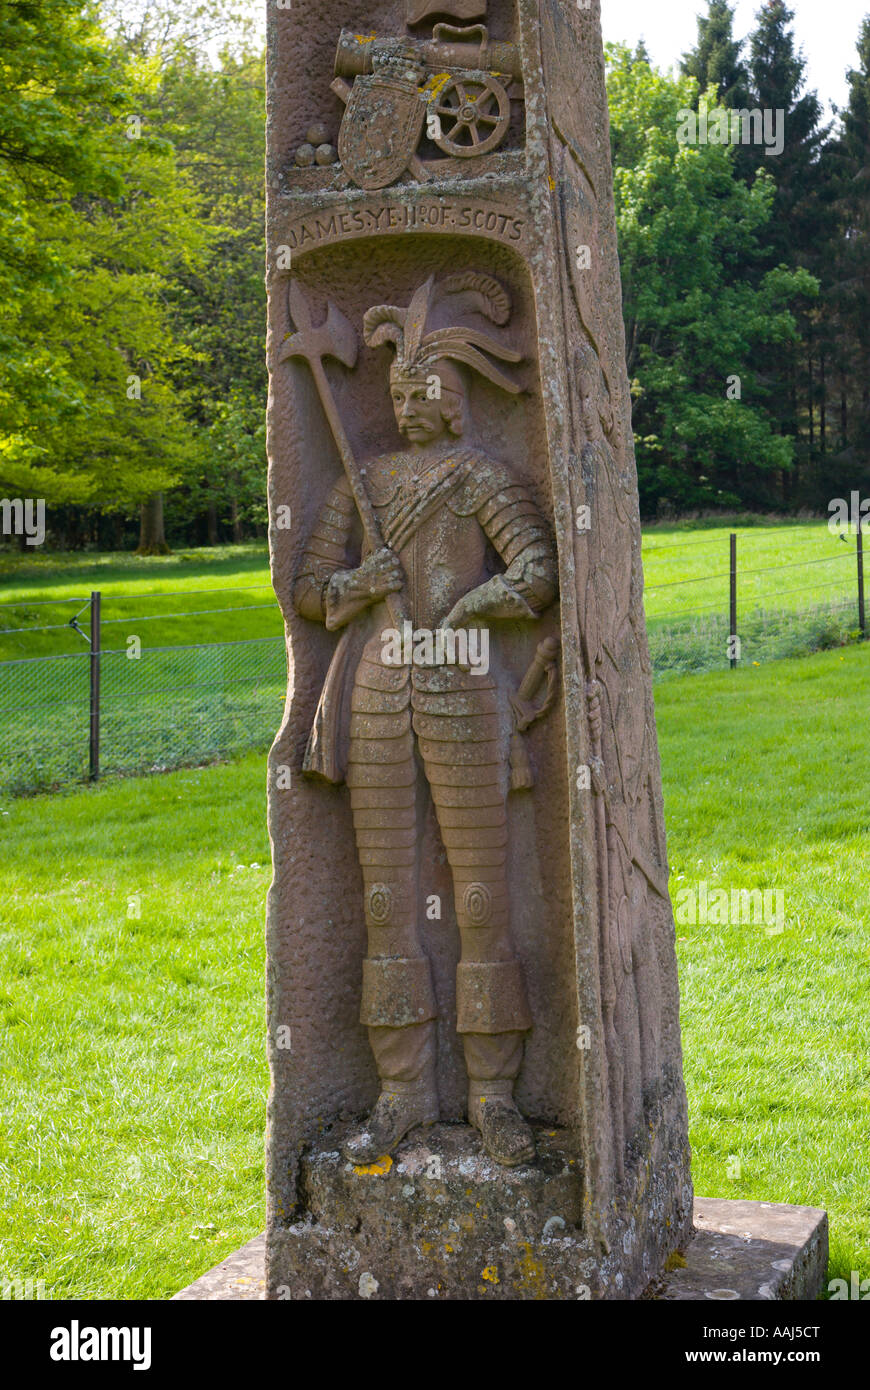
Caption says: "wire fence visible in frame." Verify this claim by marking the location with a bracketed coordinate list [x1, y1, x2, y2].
[645, 525, 866, 680]
[0, 523, 865, 796]
[0, 632, 286, 798]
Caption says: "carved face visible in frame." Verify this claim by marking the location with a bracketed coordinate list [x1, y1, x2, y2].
[390, 365, 466, 444]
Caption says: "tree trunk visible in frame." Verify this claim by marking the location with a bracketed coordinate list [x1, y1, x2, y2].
[136, 493, 171, 555]
[206, 501, 219, 546]
[807, 349, 814, 450]
[231, 496, 242, 543]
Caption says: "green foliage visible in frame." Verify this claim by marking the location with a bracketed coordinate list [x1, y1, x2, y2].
[681, 0, 751, 108]
[1, 0, 867, 533]
[822, 18, 870, 496]
[153, 45, 268, 534]
[607, 45, 817, 513]
[0, 0, 266, 535]
[0, 0, 208, 508]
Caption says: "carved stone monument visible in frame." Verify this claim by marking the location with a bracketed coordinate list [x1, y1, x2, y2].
[266, 0, 694, 1299]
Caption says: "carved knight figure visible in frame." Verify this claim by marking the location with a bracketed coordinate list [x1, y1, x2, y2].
[293, 275, 558, 1167]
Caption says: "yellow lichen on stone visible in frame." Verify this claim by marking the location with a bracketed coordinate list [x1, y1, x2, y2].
[422, 72, 453, 103]
[664, 1250, 687, 1272]
[481, 1265, 499, 1284]
[353, 1155, 393, 1177]
[516, 1242, 550, 1299]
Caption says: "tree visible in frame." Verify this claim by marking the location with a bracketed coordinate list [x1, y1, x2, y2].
[0, 0, 123, 498]
[681, 0, 751, 108]
[100, 0, 257, 64]
[607, 44, 817, 514]
[821, 17, 870, 502]
[737, 2, 833, 503]
[154, 44, 268, 544]
[741, 0, 829, 257]
[0, 1, 208, 536]
[100, 1, 267, 548]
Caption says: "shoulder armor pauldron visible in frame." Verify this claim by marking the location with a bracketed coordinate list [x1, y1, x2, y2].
[447, 453, 517, 517]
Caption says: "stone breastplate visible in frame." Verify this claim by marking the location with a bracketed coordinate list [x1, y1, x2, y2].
[378, 494, 488, 631]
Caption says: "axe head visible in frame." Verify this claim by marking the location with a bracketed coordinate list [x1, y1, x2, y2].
[282, 280, 358, 370]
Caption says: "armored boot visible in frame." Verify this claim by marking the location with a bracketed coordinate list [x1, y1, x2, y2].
[457, 960, 535, 1167]
[468, 1077, 536, 1168]
[343, 957, 439, 1165]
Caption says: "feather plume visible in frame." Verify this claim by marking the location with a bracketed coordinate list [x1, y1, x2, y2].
[402, 276, 435, 363]
[434, 272, 512, 326]
[362, 305, 407, 351]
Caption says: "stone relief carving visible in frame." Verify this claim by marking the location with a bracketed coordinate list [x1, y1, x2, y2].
[266, 0, 695, 1299]
[321, 24, 523, 189]
[285, 273, 560, 1167]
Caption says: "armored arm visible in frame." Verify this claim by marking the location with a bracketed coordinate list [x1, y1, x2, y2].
[293, 479, 403, 631]
[443, 473, 558, 627]
[293, 480, 356, 624]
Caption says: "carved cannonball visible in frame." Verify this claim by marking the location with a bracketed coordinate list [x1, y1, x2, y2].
[315, 142, 337, 166]
[294, 142, 316, 168]
[305, 122, 331, 147]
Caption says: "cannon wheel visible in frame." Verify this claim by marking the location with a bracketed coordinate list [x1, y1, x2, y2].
[430, 74, 510, 158]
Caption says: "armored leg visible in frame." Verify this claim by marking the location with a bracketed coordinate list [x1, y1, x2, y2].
[343, 655, 438, 1163]
[414, 668, 534, 1166]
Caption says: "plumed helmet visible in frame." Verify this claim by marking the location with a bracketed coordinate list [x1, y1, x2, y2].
[363, 273, 523, 394]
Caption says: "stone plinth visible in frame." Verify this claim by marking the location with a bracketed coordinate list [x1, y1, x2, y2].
[173, 1196, 829, 1302]
[655, 1198, 828, 1303]
[269, 1121, 683, 1300]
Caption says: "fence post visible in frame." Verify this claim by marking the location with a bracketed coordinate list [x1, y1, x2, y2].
[729, 533, 738, 669]
[89, 590, 101, 782]
[858, 520, 866, 640]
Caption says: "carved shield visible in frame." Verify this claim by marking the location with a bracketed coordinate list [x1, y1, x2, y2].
[338, 73, 425, 191]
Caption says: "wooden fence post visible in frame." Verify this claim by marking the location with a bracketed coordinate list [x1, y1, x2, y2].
[89, 591, 101, 781]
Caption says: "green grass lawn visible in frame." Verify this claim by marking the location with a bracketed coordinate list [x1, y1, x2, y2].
[0, 758, 271, 1300]
[642, 518, 859, 622]
[0, 520, 862, 663]
[1, 522, 866, 794]
[659, 642, 870, 1287]
[642, 519, 865, 677]
[0, 544, 279, 663]
[0, 642, 867, 1298]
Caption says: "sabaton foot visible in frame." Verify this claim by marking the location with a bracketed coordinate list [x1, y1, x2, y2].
[342, 1089, 437, 1166]
[472, 1097, 536, 1168]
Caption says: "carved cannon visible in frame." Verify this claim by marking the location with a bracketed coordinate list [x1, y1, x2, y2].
[334, 24, 521, 162]
[334, 25, 522, 82]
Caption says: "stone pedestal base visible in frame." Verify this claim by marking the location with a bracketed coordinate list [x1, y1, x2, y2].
[271, 1122, 595, 1301]
[654, 1197, 828, 1302]
[173, 1134, 828, 1302]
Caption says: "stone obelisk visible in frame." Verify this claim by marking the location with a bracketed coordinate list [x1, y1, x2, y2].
[265, 0, 693, 1299]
